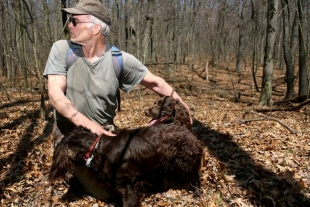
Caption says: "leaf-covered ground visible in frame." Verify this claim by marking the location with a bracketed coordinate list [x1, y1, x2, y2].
[0, 64, 309, 206]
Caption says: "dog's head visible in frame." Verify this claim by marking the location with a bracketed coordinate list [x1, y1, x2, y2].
[49, 127, 97, 181]
[145, 96, 191, 130]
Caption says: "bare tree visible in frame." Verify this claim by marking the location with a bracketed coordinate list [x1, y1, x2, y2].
[259, 0, 279, 106]
[1, 0, 11, 78]
[236, 0, 245, 73]
[125, 0, 137, 56]
[297, 0, 309, 99]
[250, 0, 259, 92]
[19, 0, 46, 118]
[281, 0, 295, 100]
[142, 0, 155, 64]
[42, 0, 53, 44]
[13, 0, 28, 88]
[290, 10, 299, 67]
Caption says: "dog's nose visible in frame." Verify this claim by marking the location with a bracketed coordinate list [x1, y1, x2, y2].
[144, 110, 149, 116]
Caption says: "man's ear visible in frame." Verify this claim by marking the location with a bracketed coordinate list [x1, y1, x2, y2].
[92, 24, 101, 35]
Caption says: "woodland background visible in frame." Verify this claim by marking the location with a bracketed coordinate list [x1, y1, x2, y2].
[0, 0, 310, 206]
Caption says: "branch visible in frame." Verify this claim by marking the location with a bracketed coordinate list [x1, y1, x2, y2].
[254, 99, 310, 112]
[240, 111, 297, 134]
[145, 62, 189, 66]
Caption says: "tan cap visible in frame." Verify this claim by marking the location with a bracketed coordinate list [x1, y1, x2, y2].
[62, 0, 111, 26]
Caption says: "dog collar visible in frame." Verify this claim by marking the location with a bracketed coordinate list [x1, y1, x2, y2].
[84, 135, 100, 161]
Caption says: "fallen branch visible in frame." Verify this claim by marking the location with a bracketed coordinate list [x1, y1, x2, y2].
[145, 62, 189, 66]
[254, 99, 310, 112]
[240, 111, 296, 134]
[274, 95, 309, 105]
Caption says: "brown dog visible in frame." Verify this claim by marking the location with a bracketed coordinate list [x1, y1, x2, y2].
[145, 96, 191, 130]
[50, 125, 203, 207]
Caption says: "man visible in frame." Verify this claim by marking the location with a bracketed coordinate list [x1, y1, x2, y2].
[44, 0, 191, 200]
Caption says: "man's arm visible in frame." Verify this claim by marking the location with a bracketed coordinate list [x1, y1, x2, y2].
[47, 74, 115, 136]
[140, 70, 192, 124]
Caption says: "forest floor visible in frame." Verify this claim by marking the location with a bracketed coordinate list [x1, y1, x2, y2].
[0, 62, 309, 207]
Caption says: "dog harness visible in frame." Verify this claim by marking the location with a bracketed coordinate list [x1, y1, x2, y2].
[85, 136, 101, 167]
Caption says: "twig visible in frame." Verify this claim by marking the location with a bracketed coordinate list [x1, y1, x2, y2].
[240, 111, 297, 134]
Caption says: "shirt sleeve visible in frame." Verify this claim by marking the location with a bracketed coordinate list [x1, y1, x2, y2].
[119, 52, 148, 93]
[43, 40, 69, 78]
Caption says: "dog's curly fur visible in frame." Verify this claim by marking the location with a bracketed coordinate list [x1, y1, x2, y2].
[50, 125, 203, 207]
[145, 96, 191, 130]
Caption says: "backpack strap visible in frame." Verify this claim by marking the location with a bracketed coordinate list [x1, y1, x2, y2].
[66, 41, 81, 69]
[110, 46, 123, 112]
[111, 46, 124, 81]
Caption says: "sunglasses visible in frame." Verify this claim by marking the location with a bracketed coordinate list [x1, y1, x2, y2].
[69, 16, 93, 27]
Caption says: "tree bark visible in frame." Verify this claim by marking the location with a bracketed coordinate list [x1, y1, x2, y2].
[259, 0, 279, 106]
[142, 0, 154, 64]
[250, 0, 259, 92]
[42, 0, 53, 44]
[281, 0, 295, 100]
[34, 26, 46, 120]
[236, 0, 245, 73]
[125, 0, 137, 56]
[297, 0, 309, 98]
[16, 0, 28, 88]
[61, 0, 70, 39]
[290, 11, 299, 66]
[1, 0, 10, 78]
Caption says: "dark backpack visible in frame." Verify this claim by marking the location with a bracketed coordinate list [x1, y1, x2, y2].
[66, 42, 123, 111]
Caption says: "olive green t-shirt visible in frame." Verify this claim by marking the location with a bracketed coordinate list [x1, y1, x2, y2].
[43, 40, 147, 125]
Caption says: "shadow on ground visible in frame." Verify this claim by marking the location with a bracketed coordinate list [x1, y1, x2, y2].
[193, 118, 309, 207]
[0, 107, 54, 197]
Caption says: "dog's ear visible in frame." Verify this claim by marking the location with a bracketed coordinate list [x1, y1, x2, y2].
[49, 146, 76, 181]
[173, 99, 192, 130]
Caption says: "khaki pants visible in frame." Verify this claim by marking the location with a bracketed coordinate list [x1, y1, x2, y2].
[52, 120, 116, 200]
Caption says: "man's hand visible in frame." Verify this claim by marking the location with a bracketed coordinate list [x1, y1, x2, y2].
[181, 101, 193, 125]
[89, 122, 116, 137]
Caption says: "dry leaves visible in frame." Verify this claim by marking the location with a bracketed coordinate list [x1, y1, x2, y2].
[0, 65, 309, 206]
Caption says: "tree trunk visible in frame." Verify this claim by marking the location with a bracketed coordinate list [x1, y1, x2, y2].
[142, 0, 154, 64]
[290, 11, 299, 66]
[1, 0, 11, 79]
[31, 2, 46, 119]
[125, 0, 137, 56]
[42, 0, 53, 44]
[34, 27, 46, 120]
[297, 0, 309, 99]
[281, 0, 295, 100]
[61, 0, 70, 39]
[259, 0, 279, 106]
[236, 0, 245, 73]
[16, 0, 28, 88]
[250, 0, 259, 92]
